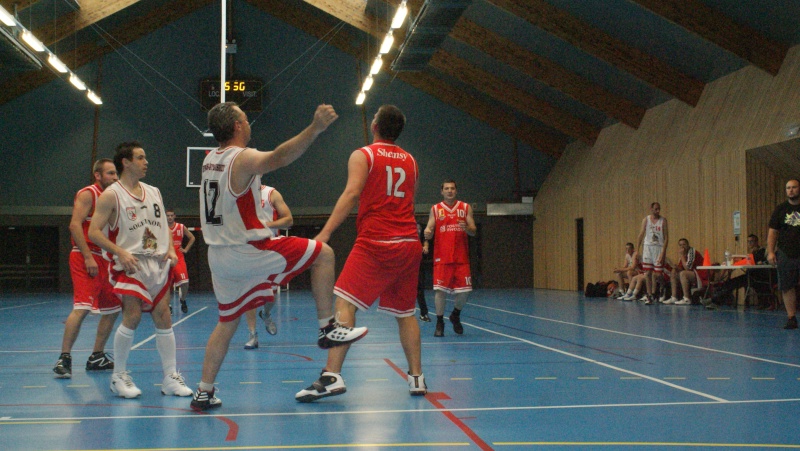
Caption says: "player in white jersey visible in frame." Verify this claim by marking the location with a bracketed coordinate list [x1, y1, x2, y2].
[89, 142, 192, 399]
[635, 202, 669, 304]
[191, 102, 366, 411]
[243, 185, 292, 349]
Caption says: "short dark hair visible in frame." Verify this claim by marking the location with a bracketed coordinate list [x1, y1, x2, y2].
[679, 238, 689, 246]
[441, 179, 457, 190]
[208, 102, 241, 143]
[747, 234, 758, 241]
[93, 158, 113, 173]
[374, 105, 405, 141]
[113, 141, 142, 175]
[626, 242, 634, 248]
[650, 202, 660, 209]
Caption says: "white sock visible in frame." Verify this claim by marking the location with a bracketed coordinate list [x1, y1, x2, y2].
[113, 325, 135, 373]
[318, 316, 333, 328]
[155, 328, 177, 377]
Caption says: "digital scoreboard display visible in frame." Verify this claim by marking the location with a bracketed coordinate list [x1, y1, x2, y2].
[200, 79, 264, 112]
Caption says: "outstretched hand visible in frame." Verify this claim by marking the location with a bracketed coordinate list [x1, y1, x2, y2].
[311, 104, 338, 133]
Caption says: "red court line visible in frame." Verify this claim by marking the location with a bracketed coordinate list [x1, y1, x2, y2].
[383, 358, 494, 451]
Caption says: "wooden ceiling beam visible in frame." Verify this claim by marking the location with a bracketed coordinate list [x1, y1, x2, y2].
[0, 0, 213, 105]
[484, 0, 705, 107]
[34, 0, 146, 48]
[629, 0, 787, 75]
[0, 1, 39, 13]
[430, 51, 599, 145]
[250, 0, 565, 155]
[451, 18, 645, 129]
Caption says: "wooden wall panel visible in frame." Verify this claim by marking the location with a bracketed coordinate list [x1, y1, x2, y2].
[534, 45, 800, 290]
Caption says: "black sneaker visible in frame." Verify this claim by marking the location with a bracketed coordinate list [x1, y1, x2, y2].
[295, 371, 346, 403]
[180, 300, 188, 313]
[317, 320, 368, 349]
[191, 388, 222, 411]
[784, 317, 798, 330]
[434, 320, 444, 337]
[53, 353, 72, 379]
[86, 352, 114, 371]
[419, 314, 431, 322]
[449, 311, 464, 335]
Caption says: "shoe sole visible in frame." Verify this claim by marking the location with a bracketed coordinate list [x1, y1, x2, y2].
[162, 389, 193, 397]
[317, 329, 368, 349]
[410, 390, 427, 396]
[53, 372, 72, 379]
[295, 387, 346, 403]
[244, 344, 258, 350]
[191, 401, 222, 412]
[110, 386, 141, 399]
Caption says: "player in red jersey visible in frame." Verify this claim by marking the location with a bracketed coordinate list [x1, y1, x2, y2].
[423, 180, 476, 337]
[296, 105, 427, 402]
[53, 159, 121, 379]
[166, 209, 195, 313]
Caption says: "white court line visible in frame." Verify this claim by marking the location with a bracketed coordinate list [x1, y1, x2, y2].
[0, 300, 54, 311]
[4, 397, 800, 423]
[469, 302, 800, 369]
[131, 307, 207, 350]
[464, 322, 728, 402]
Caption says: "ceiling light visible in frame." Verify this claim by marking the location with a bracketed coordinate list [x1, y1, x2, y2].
[87, 90, 102, 105]
[379, 31, 394, 54]
[362, 75, 373, 92]
[47, 54, 68, 73]
[0, 5, 15, 26]
[391, 1, 408, 29]
[21, 30, 44, 52]
[69, 73, 87, 91]
[370, 56, 383, 75]
[356, 91, 366, 105]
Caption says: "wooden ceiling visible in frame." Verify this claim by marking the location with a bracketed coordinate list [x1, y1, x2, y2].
[0, 0, 797, 158]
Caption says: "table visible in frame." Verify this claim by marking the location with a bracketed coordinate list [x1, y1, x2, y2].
[697, 264, 777, 307]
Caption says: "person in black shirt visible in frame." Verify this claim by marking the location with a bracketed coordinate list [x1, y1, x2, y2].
[768, 179, 800, 329]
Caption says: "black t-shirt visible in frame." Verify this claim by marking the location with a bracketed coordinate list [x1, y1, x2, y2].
[768, 201, 800, 258]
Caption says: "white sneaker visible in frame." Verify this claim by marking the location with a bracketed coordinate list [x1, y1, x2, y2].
[111, 371, 142, 399]
[295, 371, 347, 402]
[663, 297, 678, 305]
[244, 332, 258, 350]
[658, 295, 667, 303]
[408, 373, 427, 396]
[161, 372, 193, 397]
[318, 321, 368, 349]
[674, 298, 692, 305]
[259, 310, 278, 335]
[638, 294, 649, 302]
[621, 293, 635, 301]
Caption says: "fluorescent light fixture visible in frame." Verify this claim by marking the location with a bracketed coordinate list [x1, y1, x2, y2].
[355, 91, 366, 105]
[379, 31, 394, 54]
[47, 53, 68, 73]
[0, 5, 16, 26]
[370, 56, 383, 75]
[21, 30, 44, 52]
[87, 90, 102, 105]
[391, 1, 408, 29]
[69, 73, 87, 91]
[362, 75, 373, 92]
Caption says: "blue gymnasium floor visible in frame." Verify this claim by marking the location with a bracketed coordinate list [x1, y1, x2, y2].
[2, 289, 800, 450]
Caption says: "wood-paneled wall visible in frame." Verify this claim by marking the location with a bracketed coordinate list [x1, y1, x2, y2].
[533, 45, 800, 290]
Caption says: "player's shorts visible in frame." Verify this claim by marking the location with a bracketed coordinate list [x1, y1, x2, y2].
[108, 254, 172, 313]
[776, 249, 800, 291]
[641, 244, 664, 273]
[208, 236, 322, 322]
[433, 263, 473, 294]
[69, 251, 121, 314]
[334, 238, 422, 317]
[170, 251, 189, 288]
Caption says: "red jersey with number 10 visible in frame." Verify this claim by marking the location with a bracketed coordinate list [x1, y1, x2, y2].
[356, 141, 418, 241]
[432, 201, 471, 264]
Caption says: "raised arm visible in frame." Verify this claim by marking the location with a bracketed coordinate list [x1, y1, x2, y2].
[314, 150, 368, 244]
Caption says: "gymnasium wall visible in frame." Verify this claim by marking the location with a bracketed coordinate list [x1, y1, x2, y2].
[533, 45, 800, 291]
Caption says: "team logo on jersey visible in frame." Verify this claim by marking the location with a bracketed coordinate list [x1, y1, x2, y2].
[440, 225, 446, 233]
[786, 211, 800, 227]
[142, 227, 158, 251]
[438, 208, 445, 220]
[126, 207, 137, 221]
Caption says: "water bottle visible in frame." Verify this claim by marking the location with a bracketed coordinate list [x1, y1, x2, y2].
[724, 249, 731, 266]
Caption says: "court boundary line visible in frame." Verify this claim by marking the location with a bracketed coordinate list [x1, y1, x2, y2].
[468, 302, 800, 369]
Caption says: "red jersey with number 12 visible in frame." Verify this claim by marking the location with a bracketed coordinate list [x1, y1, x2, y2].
[356, 141, 418, 241]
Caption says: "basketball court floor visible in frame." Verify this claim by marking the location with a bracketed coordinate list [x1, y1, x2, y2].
[2, 288, 800, 450]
